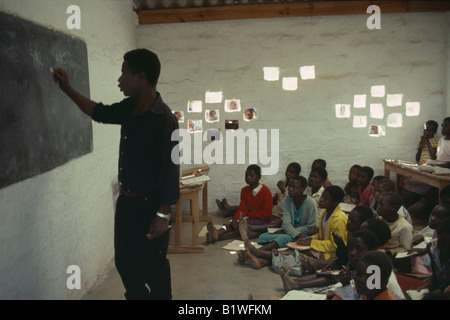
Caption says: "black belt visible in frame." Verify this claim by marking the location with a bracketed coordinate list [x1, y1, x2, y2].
[120, 186, 148, 197]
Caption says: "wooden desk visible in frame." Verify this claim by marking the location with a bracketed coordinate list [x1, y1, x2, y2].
[383, 159, 450, 202]
[168, 166, 212, 254]
[180, 166, 211, 222]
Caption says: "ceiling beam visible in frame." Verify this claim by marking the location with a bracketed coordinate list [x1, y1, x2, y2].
[136, 1, 450, 25]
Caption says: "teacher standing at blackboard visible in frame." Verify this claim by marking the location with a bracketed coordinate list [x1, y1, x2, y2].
[52, 49, 180, 300]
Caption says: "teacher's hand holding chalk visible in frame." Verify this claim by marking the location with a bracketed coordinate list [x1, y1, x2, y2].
[51, 68, 70, 91]
[51, 67, 96, 117]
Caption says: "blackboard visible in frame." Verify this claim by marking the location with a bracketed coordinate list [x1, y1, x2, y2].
[0, 12, 93, 189]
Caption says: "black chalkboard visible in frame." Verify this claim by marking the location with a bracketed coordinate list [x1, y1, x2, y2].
[0, 12, 93, 189]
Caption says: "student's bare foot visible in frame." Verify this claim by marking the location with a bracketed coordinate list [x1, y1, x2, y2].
[216, 199, 226, 213]
[237, 250, 246, 264]
[206, 222, 218, 243]
[245, 247, 262, 269]
[279, 266, 293, 291]
[244, 239, 260, 257]
[222, 198, 234, 211]
[301, 257, 318, 274]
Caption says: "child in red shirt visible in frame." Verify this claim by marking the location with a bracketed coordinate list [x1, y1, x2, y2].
[206, 164, 273, 243]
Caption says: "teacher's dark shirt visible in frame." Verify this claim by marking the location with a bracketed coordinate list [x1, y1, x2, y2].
[92, 92, 180, 206]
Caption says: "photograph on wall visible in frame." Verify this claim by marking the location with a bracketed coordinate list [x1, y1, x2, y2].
[225, 120, 239, 130]
[173, 111, 185, 123]
[205, 109, 219, 123]
[243, 107, 257, 121]
[187, 100, 202, 113]
[224, 99, 241, 112]
[188, 119, 203, 133]
[369, 124, 386, 137]
[335, 104, 350, 118]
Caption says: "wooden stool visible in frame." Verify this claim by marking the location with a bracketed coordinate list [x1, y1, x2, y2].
[168, 183, 212, 254]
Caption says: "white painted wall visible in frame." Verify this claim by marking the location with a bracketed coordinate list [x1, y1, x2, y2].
[0, 0, 137, 299]
[137, 12, 449, 212]
[1, 2, 449, 299]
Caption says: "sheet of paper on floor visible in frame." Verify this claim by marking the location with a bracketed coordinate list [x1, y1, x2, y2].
[222, 240, 262, 251]
[281, 290, 327, 300]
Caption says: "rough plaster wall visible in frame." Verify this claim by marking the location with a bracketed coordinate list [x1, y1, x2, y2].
[137, 13, 448, 212]
[0, 0, 136, 299]
[447, 12, 450, 116]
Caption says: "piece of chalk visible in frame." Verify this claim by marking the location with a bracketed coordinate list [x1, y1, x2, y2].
[50, 67, 54, 73]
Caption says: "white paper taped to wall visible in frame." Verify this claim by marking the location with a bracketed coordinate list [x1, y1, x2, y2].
[353, 94, 367, 108]
[387, 94, 403, 107]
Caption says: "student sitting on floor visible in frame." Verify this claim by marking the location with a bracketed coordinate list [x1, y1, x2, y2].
[238, 175, 318, 269]
[428, 204, 450, 240]
[440, 185, 450, 204]
[371, 178, 413, 226]
[279, 229, 379, 292]
[311, 159, 333, 188]
[339, 251, 398, 300]
[216, 162, 301, 222]
[305, 205, 374, 273]
[296, 185, 348, 261]
[271, 162, 302, 223]
[406, 211, 450, 286]
[377, 192, 413, 256]
[343, 164, 361, 205]
[305, 166, 327, 213]
[332, 205, 374, 269]
[227, 163, 303, 238]
[369, 175, 387, 212]
[330, 224, 405, 300]
[206, 164, 272, 243]
[417, 217, 450, 296]
[357, 166, 374, 206]
[360, 218, 392, 250]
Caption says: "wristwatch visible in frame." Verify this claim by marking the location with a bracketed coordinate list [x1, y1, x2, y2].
[156, 212, 171, 220]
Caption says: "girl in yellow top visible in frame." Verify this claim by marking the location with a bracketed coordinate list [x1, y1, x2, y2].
[297, 185, 348, 260]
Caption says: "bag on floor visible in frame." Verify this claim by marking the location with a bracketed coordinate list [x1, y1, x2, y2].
[271, 249, 304, 277]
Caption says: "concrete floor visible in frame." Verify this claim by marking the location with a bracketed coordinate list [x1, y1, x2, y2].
[82, 213, 285, 300]
[82, 209, 429, 301]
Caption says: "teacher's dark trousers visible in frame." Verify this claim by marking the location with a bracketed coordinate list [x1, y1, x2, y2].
[114, 194, 172, 300]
